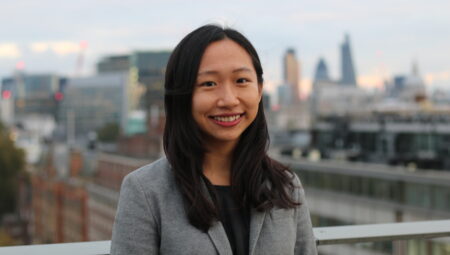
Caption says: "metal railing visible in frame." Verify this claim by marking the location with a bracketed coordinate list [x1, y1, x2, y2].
[1, 220, 449, 255]
[314, 219, 450, 245]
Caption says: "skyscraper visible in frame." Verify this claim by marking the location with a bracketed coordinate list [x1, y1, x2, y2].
[313, 58, 330, 83]
[1, 73, 66, 120]
[283, 48, 300, 103]
[340, 34, 357, 86]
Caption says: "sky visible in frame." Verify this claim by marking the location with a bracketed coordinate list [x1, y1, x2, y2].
[1, 0, 449, 97]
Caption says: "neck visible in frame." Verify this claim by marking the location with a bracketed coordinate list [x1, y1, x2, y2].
[202, 140, 237, 186]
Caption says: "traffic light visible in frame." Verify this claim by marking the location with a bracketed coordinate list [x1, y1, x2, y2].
[1, 90, 11, 99]
[54, 92, 64, 101]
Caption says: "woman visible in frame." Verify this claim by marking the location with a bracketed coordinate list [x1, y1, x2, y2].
[111, 24, 317, 255]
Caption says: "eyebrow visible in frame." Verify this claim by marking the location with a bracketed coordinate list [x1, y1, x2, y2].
[197, 67, 253, 76]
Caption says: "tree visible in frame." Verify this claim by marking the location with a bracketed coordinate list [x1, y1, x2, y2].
[0, 122, 25, 218]
[97, 122, 120, 143]
[0, 228, 16, 246]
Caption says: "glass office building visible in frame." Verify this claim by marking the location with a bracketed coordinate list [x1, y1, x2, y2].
[59, 73, 128, 138]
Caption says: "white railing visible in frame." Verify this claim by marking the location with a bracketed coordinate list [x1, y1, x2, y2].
[1, 220, 449, 255]
[314, 219, 450, 245]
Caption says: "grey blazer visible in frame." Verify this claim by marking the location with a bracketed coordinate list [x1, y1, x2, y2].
[110, 157, 317, 255]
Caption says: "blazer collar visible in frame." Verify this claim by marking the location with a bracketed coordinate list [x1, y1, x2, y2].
[200, 178, 233, 255]
[207, 221, 233, 255]
[248, 208, 266, 255]
[206, 209, 267, 255]
[201, 177, 267, 255]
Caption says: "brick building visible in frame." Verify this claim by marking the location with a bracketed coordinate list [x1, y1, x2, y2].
[32, 176, 88, 243]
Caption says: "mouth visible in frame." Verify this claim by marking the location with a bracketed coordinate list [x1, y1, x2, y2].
[209, 113, 244, 122]
[209, 113, 245, 126]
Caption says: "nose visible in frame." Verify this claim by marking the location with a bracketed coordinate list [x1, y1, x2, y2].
[217, 83, 239, 108]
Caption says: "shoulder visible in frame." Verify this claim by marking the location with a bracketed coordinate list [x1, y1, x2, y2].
[122, 156, 175, 193]
[265, 157, 305, 202]
[284, 170, 305, 204]
[267, 157, 304, 189]
[284, 170, 301, 185]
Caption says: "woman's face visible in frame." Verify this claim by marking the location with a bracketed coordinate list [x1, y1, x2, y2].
[192, 39, 262, 148]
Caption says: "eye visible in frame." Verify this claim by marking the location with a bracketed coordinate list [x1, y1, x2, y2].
[236, 78, 250, 84]
[200, 81, 216, 87]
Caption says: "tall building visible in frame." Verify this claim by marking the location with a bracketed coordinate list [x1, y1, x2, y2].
[96, 51, 170, 135]
[86, 153, 151, 241]
[131, 51, 170, 111]
[310, 57, 342, 120]
[32, 176, 88, 243]
[283, 48, 300, 103]
[0, 82, 14, 126]
[340, 34, 357, 86]
[277, 83, 292, 108]
[262, 92, 271, 113]
[385, 61, 426, 101]
[96, 55, 130, 73]
[313, 58, 331, 84]
[310, 35, 362, 120]
[1, 73, 66, 121]
[59, 73, 129, 139]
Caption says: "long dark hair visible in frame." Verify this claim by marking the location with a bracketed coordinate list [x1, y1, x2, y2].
[163, 24, 299, 232]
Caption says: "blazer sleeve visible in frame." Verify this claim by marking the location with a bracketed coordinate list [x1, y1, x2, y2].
[293, 175, 318, 255]
[110, 173, 160, 255]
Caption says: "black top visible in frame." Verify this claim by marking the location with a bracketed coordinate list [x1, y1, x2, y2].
[212, 185, 250, 255]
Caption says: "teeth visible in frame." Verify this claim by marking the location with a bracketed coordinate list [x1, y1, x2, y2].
[213, 114, 241, 122]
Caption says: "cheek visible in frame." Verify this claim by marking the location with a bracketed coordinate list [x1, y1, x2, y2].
[246, 89, 262, 110]
[192, 93, 211, 117]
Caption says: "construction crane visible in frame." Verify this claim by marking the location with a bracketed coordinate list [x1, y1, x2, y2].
[74, 40, 88, 77]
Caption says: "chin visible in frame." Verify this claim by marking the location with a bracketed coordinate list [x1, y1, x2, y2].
[207, 134, 242, 144]
[216, 137, 240, 143]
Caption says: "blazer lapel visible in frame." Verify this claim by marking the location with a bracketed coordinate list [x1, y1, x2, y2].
[248, 208, 266, 255]
[207, 221, 233, 255]
[200, 178, 233, 255]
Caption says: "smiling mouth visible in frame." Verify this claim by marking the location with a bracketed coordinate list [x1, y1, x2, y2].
[209, 113, 244, 123]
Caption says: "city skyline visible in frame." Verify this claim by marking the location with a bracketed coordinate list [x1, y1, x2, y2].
[1, 0, 450, 96]
[283, 48, 301, 101]
[340, 34, 357, 86]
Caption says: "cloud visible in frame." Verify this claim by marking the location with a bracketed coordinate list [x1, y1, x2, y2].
[358, 75, 384, 89]
[301, 79, 312, 98]
[30, 42, 49, 53]
[29, 41, 80, 56]
[424, 70, 450, 84]
[0, 43, 21, 58]
[289, 11, 341, 24]
[51, 41, 79, 56]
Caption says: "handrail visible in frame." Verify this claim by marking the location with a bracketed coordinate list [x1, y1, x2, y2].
[1, 220, 449, 254]
[314, 219, 450, 245]
[0, 240, 111, 255]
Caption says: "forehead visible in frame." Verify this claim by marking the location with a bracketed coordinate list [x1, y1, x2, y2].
[198, 39, 254, 72]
